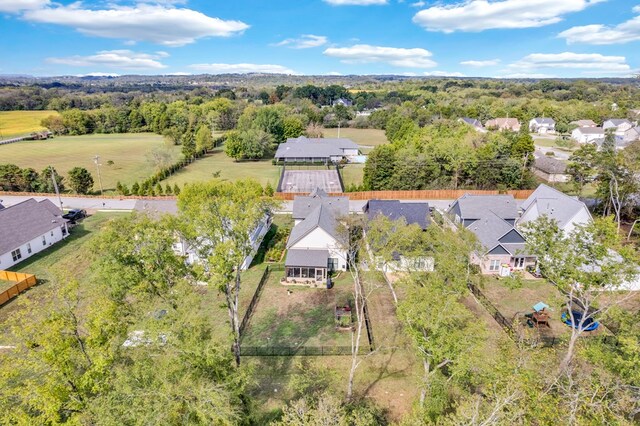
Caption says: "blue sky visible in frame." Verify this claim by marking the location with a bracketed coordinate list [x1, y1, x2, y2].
[0, 0, 639, 77]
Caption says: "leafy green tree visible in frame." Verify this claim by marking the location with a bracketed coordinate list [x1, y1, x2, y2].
[195, 124, 214, 152]
[224, 130, 244, 161]
[177, 180, 278, 365]
[131, 181, 140, 195]
[363, 145, 396, 190]
[173, 183, 181, 195]
[181, 127, 196, 160]
[567, 143, 598, 195]
[67, 167, 94, 194]
[283, 115, 305, 139]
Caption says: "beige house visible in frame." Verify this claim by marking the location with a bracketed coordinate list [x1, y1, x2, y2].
[485, 118, 521, 132]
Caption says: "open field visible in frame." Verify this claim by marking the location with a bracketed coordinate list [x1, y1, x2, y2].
[323, 128, 388, 149]
[0, 133, 178, 191]
[0, 110, 59, 139]
[163, 146, 280, 188]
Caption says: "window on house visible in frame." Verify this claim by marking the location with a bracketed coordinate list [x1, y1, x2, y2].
[489, 260, 500, 271]
[328, 258, 339, 271]
[50, 231, 54, 237]
[42, 236, 47, 246]
[26, 243, 32, 254]
[11, 249, 22, 262]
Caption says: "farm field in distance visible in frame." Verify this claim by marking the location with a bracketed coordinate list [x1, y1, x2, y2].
[163, 146, 280, 188]
[0, 133, 179, 191]
[0, 110, 60, 139]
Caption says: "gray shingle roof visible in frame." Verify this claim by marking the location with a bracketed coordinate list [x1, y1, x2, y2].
[519, 184, 590, 229]
[284, 136, 359, 150]
[292, 190, 349, 220]
[0, 198, 67, 254]
[459, 117, 483, 128]
[575, 127, 604, 135]
[466, 212, 527, 256]
[534, 156, 567, 174]
[531, 118, 555, 125]
[365, 200, 430, 230]
[287, 204, 340, 248]
[274, 142, 343, 160]
[451, 194, 518, 221]
[604, 119, 632, 127]
[285, 249, 329, 267]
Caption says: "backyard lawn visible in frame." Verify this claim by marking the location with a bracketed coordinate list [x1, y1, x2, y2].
[163, 146, 280, 188]
[0, 133, 177, 191]
[340, 164, 364, 189]
[0, 110, 59, 139]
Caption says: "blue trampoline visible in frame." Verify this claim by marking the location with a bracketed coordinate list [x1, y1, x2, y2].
[561, 311, 599, 331]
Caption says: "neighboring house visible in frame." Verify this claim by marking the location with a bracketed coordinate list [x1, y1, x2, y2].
[622, 126, 640, 145]
[518, 184, 592, 235]
[529, 118, 556, 134]
[533, 156, 570, 183]
[274, 137, 359, 164]
[485, 118, 521, 132]
[447, 194, 519, 227]
[332, 98, 353, 107]
[284, 190, 349, 284]
[0, 198, 69, 269]
[447, 194, 533, 274]
[173, 214, 272, 270]
[571, 127, 604, 144]
[603, 119, 634, 136]
[458, 117, 487, 133]
[570, 119, 597, 128]
[363, 200, 434, 272]
[0, 202, 4, 210]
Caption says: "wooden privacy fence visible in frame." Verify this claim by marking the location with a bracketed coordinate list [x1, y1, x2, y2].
[275, 189, 535, 201]
[0, 271, 37, 306]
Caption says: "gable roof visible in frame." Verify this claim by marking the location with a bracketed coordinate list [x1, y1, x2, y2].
[292, 189, 349, 220]
[286, 136, 359, 150]
[365, 200, 430, 230]
[574, 127, 604, 135]
[0, 198, 67, 254]
[485, 118, 520, 129]
[534, 156, 567, 174]
[449, 193, 518, 221]
[604, 118, 632, 127]
[275, 142, 343, 160]
[466, 212, 526, 256]
[519, 184, 591, 229]
[285, 248, 329, 268]
[459, 117, 483, 128]
[571, 119, 597, 127]
[287, 204, 340, 248]
[531, 118, 555, 125]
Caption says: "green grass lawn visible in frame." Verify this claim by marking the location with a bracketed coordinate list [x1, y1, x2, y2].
[0, 133, 178, 191]
[323, 128, 388, 148]
[0, 212, 128, 343]
[0, 110, 60, 139]
[340, 164, 365, 188]
[163, 146, 280, 188]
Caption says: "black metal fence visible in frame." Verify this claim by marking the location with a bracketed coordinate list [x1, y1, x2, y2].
[467, 281, 517, 337]
[240, 345, 371, 357]
[239, 266, 270, 337]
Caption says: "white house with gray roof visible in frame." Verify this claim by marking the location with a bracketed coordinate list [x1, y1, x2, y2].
[572, 127, 604, 144]
[447, 194, 534, 274]
[274, 137, 359, 164]
[0, 198, 68, 269]
[603, 119, 634, 136]
[285, 189, 348, 284]
[529, 118, 556, 134]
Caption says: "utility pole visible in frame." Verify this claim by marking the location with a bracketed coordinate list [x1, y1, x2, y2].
[93, 155, 104, 195]
[50, 166, 64, 213]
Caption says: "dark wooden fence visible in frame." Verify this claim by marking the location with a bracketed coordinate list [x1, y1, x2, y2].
[239, 266, 271, 337]
[240, 345, 371, 356]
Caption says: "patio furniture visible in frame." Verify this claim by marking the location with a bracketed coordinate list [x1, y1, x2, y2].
[532, 311, 551, 328]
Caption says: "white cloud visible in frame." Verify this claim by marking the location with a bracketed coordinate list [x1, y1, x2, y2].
[76, 72, 120, 77]
[413, 0, 602, 32]
[275, 34, 328, 49]
[509, 52, 630, 73]
[323, 44, 437, 68]
[410, 1, 426, 7]
[188, 63, 297, 74]
[558, 7, 640, 45]
[23, 4, 249, 46]
[165, 72, 192, 76]
[0, 0, 48, 13]
[47, 50, 169, 70]
[424, 71, 466, 77]
[326, 71, 343, 75]
[460, 59, 501, 67]
[324, 0, 387, 5]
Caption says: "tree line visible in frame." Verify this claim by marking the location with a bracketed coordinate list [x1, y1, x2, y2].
[0, 164, 95, 194]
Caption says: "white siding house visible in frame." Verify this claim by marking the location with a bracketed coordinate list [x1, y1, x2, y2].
[0, 199, 69, 269]
[518, 184, 592, 235]
[572, 127, 604, 144]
